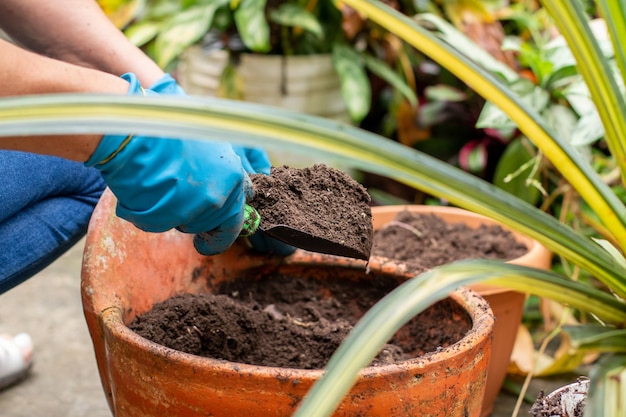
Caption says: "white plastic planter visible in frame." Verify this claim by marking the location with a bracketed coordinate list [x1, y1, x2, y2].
[178, 46, 349, 122]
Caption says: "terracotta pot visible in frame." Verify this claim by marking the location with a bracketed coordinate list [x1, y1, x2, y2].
[530, 379, 588, 417]
[82, 189, 495, 417]
[370, 205, 553, 417]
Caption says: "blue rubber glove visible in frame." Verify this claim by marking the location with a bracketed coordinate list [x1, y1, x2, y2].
[149, 74, 271, 176]
[86, 73, 250, 255]
[149, 74, 295, 256]
[149, 73, 186, 95]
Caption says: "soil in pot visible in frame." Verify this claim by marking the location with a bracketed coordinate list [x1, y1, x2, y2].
[129, 273, 472, 368]
[371, 209, 528, 274]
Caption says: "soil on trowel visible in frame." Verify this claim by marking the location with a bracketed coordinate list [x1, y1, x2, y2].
[248, 164, 373, 259]
[372, 210, 528, 275]
[129, 273, 471, 369]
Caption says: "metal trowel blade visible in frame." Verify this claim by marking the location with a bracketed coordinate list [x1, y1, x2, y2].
[260, 224, 370, 260]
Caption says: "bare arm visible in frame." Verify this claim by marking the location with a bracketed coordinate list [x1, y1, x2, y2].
[0, 38, 131, 161]
[0, 0, 165, 86]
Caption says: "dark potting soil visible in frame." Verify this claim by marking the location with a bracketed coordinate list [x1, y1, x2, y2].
[372, 210, 528, 274]
[248, 164, 373, 259]
[129, 273, 471, 369]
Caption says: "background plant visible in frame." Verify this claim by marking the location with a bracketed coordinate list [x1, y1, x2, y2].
[105, 0, 417, 124]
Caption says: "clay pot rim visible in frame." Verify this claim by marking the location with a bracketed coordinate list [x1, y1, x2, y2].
[532, 378, 589, 417]
[103, 255, 494, 381]
[370, 205, 552, 296]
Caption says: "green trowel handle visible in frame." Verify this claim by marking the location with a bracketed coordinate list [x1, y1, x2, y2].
[240, 204, 261, 237]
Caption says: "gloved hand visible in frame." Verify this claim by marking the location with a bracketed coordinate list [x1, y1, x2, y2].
[86, 72, 250, 255]
[149, 75, 271, 176]
[149, 74, 295, 256]
[149, 73, 186, 95]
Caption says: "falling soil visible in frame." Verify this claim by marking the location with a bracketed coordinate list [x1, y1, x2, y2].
[248, 164, 373, 259]
[372, 209, 528, 274]
[129, 273, 471, 369]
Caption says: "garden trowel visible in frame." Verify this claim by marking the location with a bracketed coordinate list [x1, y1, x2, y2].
[239, 205, 370, 260]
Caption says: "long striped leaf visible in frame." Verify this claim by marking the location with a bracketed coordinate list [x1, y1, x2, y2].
[293, 260, 626, 417]
[1, 93, 626, 297]
[541, 0, 626, 193]
[587, 354, 626, 417]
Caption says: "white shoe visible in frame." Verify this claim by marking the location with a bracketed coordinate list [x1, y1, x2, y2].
[0, 333, 34, 390]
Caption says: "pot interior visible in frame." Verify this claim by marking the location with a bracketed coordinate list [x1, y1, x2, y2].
[126, 257, 473, 369]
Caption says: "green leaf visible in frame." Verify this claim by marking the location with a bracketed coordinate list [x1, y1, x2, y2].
[493, 138, 541, 205]
[563, 325, 626, 353]
[3, 92, 626, 298]
[415, 13, 519, 83]
[542, 0, 626, 188]
[332, 44, 371, 123]
[544, 65, 578, 88]
[543, 104, 578, 145]
[593, 238, 626, 269]
[598, 1, 626, 98]
[571, 112, 604, 147]
[234, 0, 270, 52]
[124, 21, 161, 47]
[476, 78, 550, 130]
[269, 3, 323, 39]
[418, 101, 449, 127]
[423, 84, 466, 102]
[293, 260, 626, 417]
[463, 143, 487, 175]
[587, 354, 626, 417]
[362, 54, 417, 107]
[154, 4, 223, 68]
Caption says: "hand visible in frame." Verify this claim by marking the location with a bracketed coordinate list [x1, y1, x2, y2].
[149, 75, 272, 176]
[149, 74, 295, 256]
[86, 73, 250, 255]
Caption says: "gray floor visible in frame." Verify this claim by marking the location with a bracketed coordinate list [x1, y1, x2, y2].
[0, 239, 111, 417]
[0, 239, 577, 417]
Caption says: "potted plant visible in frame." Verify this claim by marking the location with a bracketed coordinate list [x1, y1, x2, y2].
[113, 0, 417, 125]
[370, 204, 552, 417]
[291, 1, 626, 416]
[4, 0, 626, 416]
[80, 187, 495, 417]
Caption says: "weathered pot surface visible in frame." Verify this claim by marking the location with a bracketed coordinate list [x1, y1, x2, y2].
[370, 205, 553, 417]
[82, 190, 495, 417]
[530, 379, 589, 417]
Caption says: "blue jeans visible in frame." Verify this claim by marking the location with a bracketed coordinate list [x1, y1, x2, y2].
[0, 151, 106, 294]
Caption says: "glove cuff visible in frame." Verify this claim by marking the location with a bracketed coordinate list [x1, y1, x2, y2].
[85, 73, 143, 167]
[121, 72, 145, 95]
[149, 73, 185, 95]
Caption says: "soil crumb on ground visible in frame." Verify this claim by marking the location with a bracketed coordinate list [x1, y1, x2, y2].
[249, 164, 373, 259]
[129, 274, 471, 369]
[372, 210, 528, 274]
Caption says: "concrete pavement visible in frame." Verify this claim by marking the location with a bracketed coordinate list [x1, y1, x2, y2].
[0, 239, 111, 417]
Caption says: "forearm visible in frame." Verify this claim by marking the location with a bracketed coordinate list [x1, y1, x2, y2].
[0, 38, 130, 96]
[0, 39, 130, 161]
[0, 137, 101, 162]
[0, 0, 164, 86]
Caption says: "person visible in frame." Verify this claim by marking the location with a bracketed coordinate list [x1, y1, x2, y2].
[0, 0, 292, 391]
